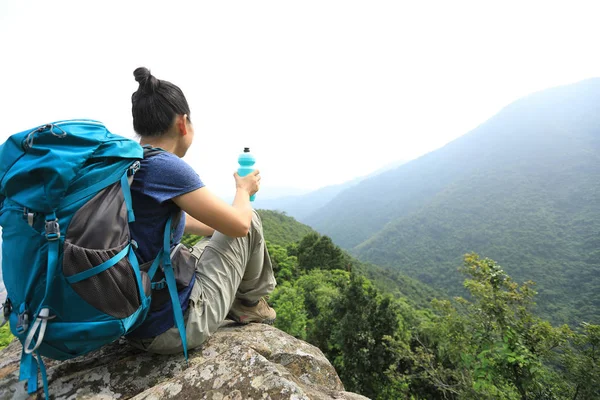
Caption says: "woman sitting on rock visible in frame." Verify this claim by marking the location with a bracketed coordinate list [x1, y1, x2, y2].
[126, 67, 276, 354]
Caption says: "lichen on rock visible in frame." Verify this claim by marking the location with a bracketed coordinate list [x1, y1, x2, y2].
[0, 322, 369, 400]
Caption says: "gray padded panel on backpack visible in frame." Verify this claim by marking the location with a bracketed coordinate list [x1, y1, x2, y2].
[140, 242, 196, 312]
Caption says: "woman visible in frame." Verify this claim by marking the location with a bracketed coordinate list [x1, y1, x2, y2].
[127, 67, 276, 354]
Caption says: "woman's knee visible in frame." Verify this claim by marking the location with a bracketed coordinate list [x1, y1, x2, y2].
[250, 210, 263, 233]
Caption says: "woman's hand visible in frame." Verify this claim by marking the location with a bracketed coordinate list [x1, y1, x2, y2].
[173, 170, 260, 238]
[234, 169, 260, 196]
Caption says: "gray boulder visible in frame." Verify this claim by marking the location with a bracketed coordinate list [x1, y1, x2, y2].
[0, 322, 369, 400]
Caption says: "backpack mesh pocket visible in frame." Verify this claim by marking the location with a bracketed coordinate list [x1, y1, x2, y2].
[63, 241, 150, 318]
[63, 180, 150, 318]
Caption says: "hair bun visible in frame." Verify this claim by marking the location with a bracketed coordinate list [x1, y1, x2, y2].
[133, 67, 159, 93]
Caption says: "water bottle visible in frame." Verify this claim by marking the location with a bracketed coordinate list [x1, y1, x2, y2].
[237, 147, 256, 202]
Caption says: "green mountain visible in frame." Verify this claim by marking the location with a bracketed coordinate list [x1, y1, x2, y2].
[256, 209, 317, 247]
[254, 181, 359, 222]
[257, 209, 439, 309]
[305, 78, 600, 325]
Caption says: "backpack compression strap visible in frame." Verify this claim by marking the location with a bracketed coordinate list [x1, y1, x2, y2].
[146, 214, 189, 362]
[19, 212, 60, 399]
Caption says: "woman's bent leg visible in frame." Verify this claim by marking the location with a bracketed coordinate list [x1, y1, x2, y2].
[138, 210, 276, 353]
[196, 210, 276, 327]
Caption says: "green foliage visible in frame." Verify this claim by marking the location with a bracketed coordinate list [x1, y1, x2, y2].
[351, 259, 441, 311]
[297, 233, 348, 271]
[404, 254, 574, 399]
[181, 233, 202, 248]
[328, 274, 411, 399]
[0, 323, 13, 350]
[562, 322, 600, 399]
[269, 235, 415, 399]
[266, 241, 299, 283]
[295, 269, 349, 349]
[270, 282, 307, 340]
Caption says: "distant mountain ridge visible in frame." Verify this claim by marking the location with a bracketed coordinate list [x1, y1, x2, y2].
[253, 180, 360, 221]
[254, 159, 405, 221]
[302, 78, 600, 324]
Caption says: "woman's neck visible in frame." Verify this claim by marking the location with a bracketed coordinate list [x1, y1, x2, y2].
[139, 137, 178, 155]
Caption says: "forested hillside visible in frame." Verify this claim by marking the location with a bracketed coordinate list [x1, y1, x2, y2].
[256, 212, 599, 399]
[255, 209, 317, 246]
[303, 78, 600, 325]
[183, 210, 439, 309]
[258, 210, 440, 309]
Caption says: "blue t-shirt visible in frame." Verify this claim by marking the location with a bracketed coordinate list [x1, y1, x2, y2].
[130, 151, 204, 262]
[129, 150, 204, 338]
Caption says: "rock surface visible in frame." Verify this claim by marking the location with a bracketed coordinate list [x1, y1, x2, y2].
[0, 322, 369, 400]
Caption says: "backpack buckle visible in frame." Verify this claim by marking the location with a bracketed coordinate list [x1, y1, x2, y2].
[151, 279, 166, 290]
[16, 304, 29, 334]
[23, 208, 34, 226]
[45, 219, 60, 240]
[128, 161, 141, 176]
[1, 299, 11, 328]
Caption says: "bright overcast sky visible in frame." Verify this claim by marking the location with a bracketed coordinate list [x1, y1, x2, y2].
[1, 0, 599, 200]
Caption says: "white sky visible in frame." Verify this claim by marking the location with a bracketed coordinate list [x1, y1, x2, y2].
[1, 0, 599, 200]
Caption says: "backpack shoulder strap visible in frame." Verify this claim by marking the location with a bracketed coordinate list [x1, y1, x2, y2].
[142, 145, 165, 159]
[138, 147, 188, 359]
[145, 214, 188, 362]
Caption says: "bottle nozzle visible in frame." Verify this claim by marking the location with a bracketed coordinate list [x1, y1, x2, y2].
[243, 147, 250, 153]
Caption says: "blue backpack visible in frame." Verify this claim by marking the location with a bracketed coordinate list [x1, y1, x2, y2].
[0, 120, 188, 399]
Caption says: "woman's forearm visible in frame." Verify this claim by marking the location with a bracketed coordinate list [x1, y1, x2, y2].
[231, 188, 254, 228]
[184, 214, 216, 236]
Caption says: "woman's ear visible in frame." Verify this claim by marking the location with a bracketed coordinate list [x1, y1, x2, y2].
[176, 114, 189, 136]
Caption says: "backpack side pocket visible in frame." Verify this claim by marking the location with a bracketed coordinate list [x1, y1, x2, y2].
[62, 181, 150, 318]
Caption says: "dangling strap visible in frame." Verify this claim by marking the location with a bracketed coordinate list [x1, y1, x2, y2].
[19, 347, 50, 399]
[20, 350, 37, 393]
[37, 351, 49, 399]
[162, 215, 189, 362]
[19, 212, 60, 398]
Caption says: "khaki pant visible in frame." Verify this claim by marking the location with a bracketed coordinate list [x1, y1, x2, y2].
[129, 210, 276, 354]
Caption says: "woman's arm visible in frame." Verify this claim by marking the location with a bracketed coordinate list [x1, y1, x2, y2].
[173, 170, 260, 237]
[184, 214, 215, 236]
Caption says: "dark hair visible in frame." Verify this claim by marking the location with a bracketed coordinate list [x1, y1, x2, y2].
[131, 67, 191, 137]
